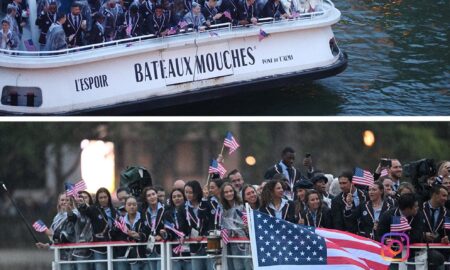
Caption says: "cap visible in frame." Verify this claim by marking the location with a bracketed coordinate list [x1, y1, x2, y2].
[294, 179, 313, 190]
[311, 174, 328, 184]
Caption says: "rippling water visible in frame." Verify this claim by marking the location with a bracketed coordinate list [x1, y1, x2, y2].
[137, 0, 449, 116]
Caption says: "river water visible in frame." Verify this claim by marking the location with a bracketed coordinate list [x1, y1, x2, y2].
[140, 0, 449, 116]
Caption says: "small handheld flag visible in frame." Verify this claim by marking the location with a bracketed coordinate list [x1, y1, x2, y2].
[390, 216, 411, 232]
[236, 209, 248, 225]
[353, 167, 374, 187]
[223, 131, 240, 154]
[221, 228, 230, 245]
[32, 220, 48, 233]
[208, 159, 227, 179]
[178, 20, 188, 28]
[444, 217, 450, 230]
[168, 27, 177, 35]
[115, 217, 128, 234]
[258, 29, 270, 42]
[65, 180, 87, 197]
[173, 244, 183, 254]
[380, 168, 389, 177]
[223, 11, 232, 20]
[164, 221, 186, 238]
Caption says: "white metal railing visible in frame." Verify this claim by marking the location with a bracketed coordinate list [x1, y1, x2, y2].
[50, 238, 251, 270]
[50, 240, 450, 269]
[0, 0, 334, 57]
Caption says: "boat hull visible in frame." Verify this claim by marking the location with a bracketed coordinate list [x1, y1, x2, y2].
[0, 6, 347, 115]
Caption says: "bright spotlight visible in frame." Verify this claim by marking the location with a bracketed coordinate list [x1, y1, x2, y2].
[245, 156, 256, 166]
[363, 130, 375, 147]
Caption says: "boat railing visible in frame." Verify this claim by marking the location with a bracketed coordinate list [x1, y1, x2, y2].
[49, 239, 450, 269]
[0, 0, 334, 57]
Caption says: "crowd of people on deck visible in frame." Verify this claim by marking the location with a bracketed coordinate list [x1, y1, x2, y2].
[1, 0, 323, 51]
[33, 147, 450, 270]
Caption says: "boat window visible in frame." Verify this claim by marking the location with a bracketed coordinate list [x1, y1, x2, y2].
[329, 37, 340, 56]
[1, 86, 43, 107]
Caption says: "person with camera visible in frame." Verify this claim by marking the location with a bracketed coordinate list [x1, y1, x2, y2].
[344, 181, 393, 240]
[330, 171, 367, 233]
[35, 193, 78, 270]
[78, 187, 118, 270]
[141, 187, 166, 270]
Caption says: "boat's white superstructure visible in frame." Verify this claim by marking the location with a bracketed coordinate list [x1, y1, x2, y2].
[0, 0, 347, 115]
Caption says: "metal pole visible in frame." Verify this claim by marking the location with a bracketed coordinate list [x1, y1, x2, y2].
[0, 181, 39, 243]
[107, 245, 113, 270]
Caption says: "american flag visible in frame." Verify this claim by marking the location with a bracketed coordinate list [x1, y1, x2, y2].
[208, 159, 227, 179]
[65, 180, 87, 197]
[390, 216, 411, 232]
[237, 209, 248, 225]
[115, 217, 128, 234]
[209, 31, 219, 37]
[290, 11, 300, 18]
[445, 217, 450, 230]
[126, 24, 132, 36]
[23, 39, 37, 51]
[380, 169, 389, 177]
[173, 244, 183, 254]
[223, 11, 232, 20]
[353, 168, 374, 187]
[178, 20, 188, 28]
[223, 131, 240, 154]
[249, 209, 391, 270]
[32, 220, 48, 233]
[221, 228, 230, 245]
[258, 29, 270, 42]
[164, 221, 185, 238]
[168, 27, 177, 35]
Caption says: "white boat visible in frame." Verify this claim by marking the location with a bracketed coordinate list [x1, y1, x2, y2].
[0, 0, 347, 115]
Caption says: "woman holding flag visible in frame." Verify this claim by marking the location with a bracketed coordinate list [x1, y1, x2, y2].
[109, 196, 149, 270]
[73, 191, 94, 270]
[184, 180, 212, 270]
[220, 182, 252, 270]
[344, 181, 393, 240]
[141, 186, 166, 270]
[162, 188, 191, 270]
[78, 187, 118, 270]
[35, 192, 78, 270]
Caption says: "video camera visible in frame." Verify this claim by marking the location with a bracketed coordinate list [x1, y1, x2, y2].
[120, 166, 152, 198]
[403, 158, 436, 180]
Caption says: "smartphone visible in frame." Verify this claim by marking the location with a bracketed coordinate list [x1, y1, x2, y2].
[305, 153, 311, 158]
[380, 158, 391, 167]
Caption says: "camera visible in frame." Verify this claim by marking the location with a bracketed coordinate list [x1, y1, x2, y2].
[380, 158, 391, 167]
[403, 158, 436, 180]
[120, 166, 152, 198]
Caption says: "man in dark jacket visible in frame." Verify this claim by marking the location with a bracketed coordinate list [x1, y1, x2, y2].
[330, 171, 367, 233]
[87, 12, 105, 45]
[264, 147, 314, 200]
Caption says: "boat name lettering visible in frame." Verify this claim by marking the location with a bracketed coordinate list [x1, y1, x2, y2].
[75, 75, 109, 92]
[134, 47, 255, 82]
[261, 55, 294, 65]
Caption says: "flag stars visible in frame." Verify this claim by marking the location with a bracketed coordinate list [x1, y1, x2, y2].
[319, 257, 324, 261]
[294, 257, 299, 262]
[259, 236, 264, 240]
[257, 214, 261, 218]
[282, 235, 286, 240]
[266, 252, 271, 257]
[312, 240, 317, 245]
[273, 258, 278, 262]
[306, 246, 311, 250]
[312, 251, 317, 256]
[294, 235, 299, 239]
[284, 257, 289, 261]
[288, 230, 292, 234]
[288, 241, 293, 245]
[278, 251, 282, 256]
[275, 230, 280, 234]
[263, 219, 268, 223]
[307, 256, 311, 261]
[269, 224, 274, 229]
[318, 245, 323, 250]
[300, 251, 305, 256]
[265, 241, 270, 246]
[294, 246, 299, 250]
[288, 251, 293, 256]
[276, 241, 281, 245]
[282, 246, 287, 251]
[300, 240, 305, 245]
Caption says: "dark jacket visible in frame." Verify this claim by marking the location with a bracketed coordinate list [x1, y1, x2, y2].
[259, 199, 297, 223]
[261, 0, 286, 19]
[344, 200, 393, 239]
[36, 12, 57, 45]
[88, 22, 105, 44]
[109, 214, 149, 259]
[162, 206, 191, 257]
[63, 13, 85, 46]
[300, 207, 332, 228]
[421, 201, 450, 243]
[330, 188, 367, 233]
[198, 196, 221, 232]
[377, 207, 424, 243]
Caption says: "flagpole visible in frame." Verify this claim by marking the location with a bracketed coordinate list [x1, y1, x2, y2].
[0, 181, 39, 243]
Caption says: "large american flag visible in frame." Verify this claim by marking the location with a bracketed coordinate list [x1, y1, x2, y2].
[32, 220, 48, 233]
[353, 168, 374, 187]
[223, 131, 240, 154]
[249, 209, 391, 270]
[208, 159, 227, 179]
[390, 216, 411, 232]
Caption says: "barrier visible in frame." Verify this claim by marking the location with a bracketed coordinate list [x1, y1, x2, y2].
[51, 238, 251, 270]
